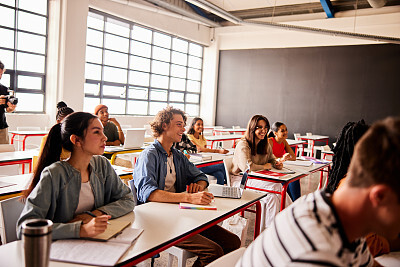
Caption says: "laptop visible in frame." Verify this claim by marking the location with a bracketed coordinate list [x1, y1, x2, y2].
[208, 171, 249, 199]
[122, 128, 145, 149]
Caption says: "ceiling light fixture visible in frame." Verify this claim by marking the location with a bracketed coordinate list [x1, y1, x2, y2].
[184, 0, 241, 24]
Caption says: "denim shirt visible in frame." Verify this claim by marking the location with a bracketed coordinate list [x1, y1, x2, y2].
[133, 140, 208, 204]
[17, 155, 135, 240]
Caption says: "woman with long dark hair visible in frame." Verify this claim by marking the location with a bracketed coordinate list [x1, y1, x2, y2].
[231, 115, 287, 231]
[17, 112, 135, 240]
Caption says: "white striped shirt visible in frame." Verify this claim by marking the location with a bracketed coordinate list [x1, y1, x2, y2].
[237, 190, 373, 267]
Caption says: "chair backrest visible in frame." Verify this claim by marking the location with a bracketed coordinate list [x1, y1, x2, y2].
[0, 144, 15, 152]
[0, 196, 25, 244]
[128, 179, 138, 206]
[223, 157, 234, 187]
[206, 247, 246, 267]
[306, 132, 313, 145]
[293, 133, 300, 140]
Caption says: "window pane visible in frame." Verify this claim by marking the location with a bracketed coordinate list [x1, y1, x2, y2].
[1, 0, 15, 7]
[128, 86, 148, 100]
[0, 28, 14, 49]
[188, 56, 202, 69]
[18, 75, 42, 90]
[17, 32, 46, 54]
[132, 25, 152, 43]
[18, 11, 46, 35]
[1, 74, 10, 87]
[172, 38, 188, 53]
[104, 50, 128, 68]
[171, 64, 186, 79]
[86, 46, 103, 64]
[149, 102, 167, 115]
[186, 93, 199, 103]
[186, 104, 199, 117]
[187, 80, 200, 93]
[150, 74, 168, 89]
[103, 84, 126, 98]
[171, 51, 187, 66]
[105, 18, 130, 37]
[187, 68, 201, 81]
[87, 29, 103, 47]
[127, 100, 148, 115]
[87, 13, 104, 30]
[150, 89, 167, 101]
[85, 63, 102, 80]
[153, 32, 171, 49]
[152, 60, 169, 76]
[0, 6, 15, 28]
[131, 40, 151, 58]
[104, 33, 129, 53]
[84, 82, 100, 96]
[153, 46, 170, 62]
[130, 56, 150, 72]
[170, 77, 186, 91]
[129, 71, 149, 86]
[19, 0, 47, 15]
[103, 66, 127, 83]
[189, 43, 202, 57]
[0, 49, 14, 69]
[17, 52, 45, 73]
[103, 98, 126, 114]
[84, 97, 100, 112]
[170, 103, 184, 111]
[16, 93, 44, 112]
[170, 92, 184, 102]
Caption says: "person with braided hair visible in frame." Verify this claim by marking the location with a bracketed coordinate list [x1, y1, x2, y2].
[326, 119, 370, 193]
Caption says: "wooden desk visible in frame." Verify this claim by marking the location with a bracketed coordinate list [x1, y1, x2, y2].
[0, 150, 37, 174]
[299, 135, 329, 156]
[205, 134, 243, 149]
[286, 139, 306, 156]
[213, 128, 246, 135]
[9, 131, 47, 151]
[246, 161, 331, 210]
[0, 174, 31, 201]
[104, 146, 144, 165]
[0, 190, 266, 267]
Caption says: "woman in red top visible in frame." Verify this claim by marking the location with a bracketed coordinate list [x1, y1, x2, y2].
[268, 122, 300, 201]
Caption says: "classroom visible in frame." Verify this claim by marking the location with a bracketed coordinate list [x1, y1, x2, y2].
[1, 0, 400, 266]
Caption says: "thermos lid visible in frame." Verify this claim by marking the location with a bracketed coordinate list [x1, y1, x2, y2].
[22, 219, 53, 236]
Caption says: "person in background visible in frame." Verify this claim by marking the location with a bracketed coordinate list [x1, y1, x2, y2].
[187, 117, 229, 185]
[236, 117, 400, 267]
[133, 106, 240, 267]
[38, 101, 74, 160]
[18, 112, 135, 240]
[173, 132, 197, 159]
[231, 115, 284, 231]
[0, 60, 17, 144]
[268, 122, 299, 201]
[94, 104, 125, 146]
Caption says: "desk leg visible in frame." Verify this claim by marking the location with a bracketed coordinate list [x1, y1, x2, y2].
[254, 201, 261, 239]
[11, 133, 16, 144]
[211, 141, 215, 149]
[22, 163, 25, 174]
[280, 183, 288, 211]
[22, 135, 28, 151]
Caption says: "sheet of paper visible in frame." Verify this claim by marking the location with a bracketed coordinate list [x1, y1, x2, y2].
[284, 160, 313, 167]
[88, 220, 131, 241]
[109, 227, 143, 244]
[50, 239, 130, 266]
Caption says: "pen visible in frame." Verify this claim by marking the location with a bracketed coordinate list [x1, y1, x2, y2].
[84, 211, 110, 224]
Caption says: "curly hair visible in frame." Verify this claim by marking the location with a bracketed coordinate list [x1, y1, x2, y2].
[149, 106, 187, 137]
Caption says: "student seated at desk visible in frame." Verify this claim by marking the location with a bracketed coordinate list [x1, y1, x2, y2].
[236, 117, 400, 267]
[38, 101, 74, 161]
[17, 112, 135, 240]
[187, 117, 228, 185]
[231, 115, 284, 231]
[133, 106, 240, 267]
[94, 104, 125, 146]
[268, 121, 300, 201]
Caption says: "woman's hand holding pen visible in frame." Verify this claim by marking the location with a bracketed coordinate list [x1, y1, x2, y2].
[79, 214, 111, 237]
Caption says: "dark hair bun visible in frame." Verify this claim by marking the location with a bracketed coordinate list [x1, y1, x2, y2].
[57, 101, 67, 110]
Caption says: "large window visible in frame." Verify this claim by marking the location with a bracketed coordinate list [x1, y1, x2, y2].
[84, 10, 203, 116]
[0, 0, 48, 112]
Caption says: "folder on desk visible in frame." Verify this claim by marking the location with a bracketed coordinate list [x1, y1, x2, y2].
[86, 220, 131, 241]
